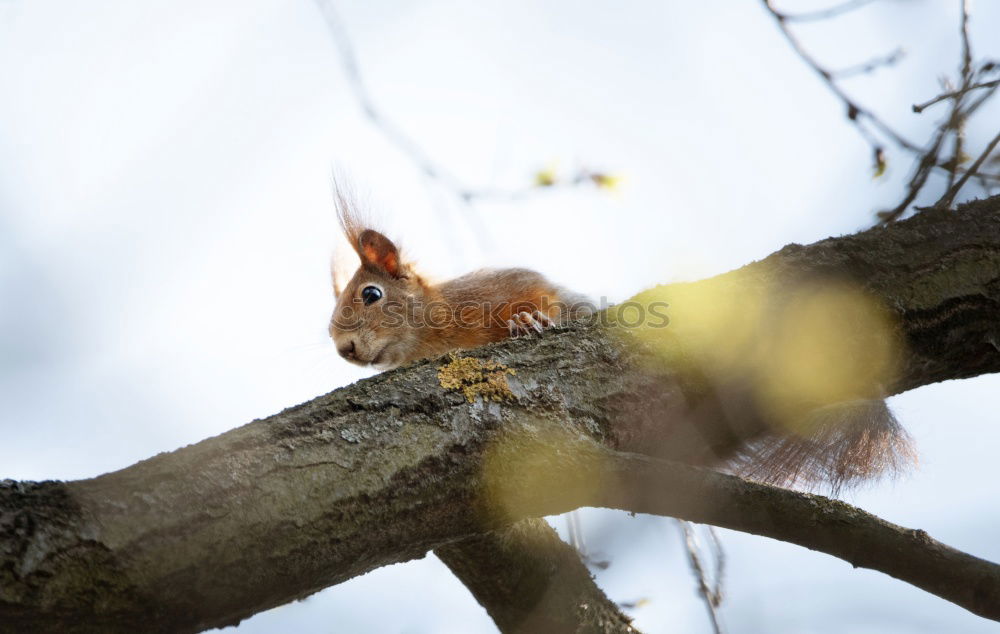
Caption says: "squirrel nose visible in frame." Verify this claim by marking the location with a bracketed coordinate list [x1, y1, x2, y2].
[337, 339, 357, 361]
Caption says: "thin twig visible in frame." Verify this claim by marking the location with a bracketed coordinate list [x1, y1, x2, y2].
[882, 64, 1000, 222]
[312, 0, 466, 191]
[830, 48, 904, 79]
[312, 0, 615, 213]
[678, 520, 726, 634]
[913, 78, 1000, 113]
[933, 127, 1000, 209]
[780, 0, 878, 22]
[565, 511, 611, 570]
[960, 0, 973, 82]
[761, 0, 921, 154]
[944, 0, 975, 192]
[764, 0, 1000, 223]
[877, 132, 946, 222]
[567, 511, 585, 555]
[933, 77, 1000, 185]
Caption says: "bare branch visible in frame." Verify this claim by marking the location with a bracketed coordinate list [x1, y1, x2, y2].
[312, 0, 463, 190]
[942, 0, 975, 192]
[310, 0, 615, 210]
[960, 0, 973, 83]
[515, 448, 1000, 623]
[877, 2, 1000, 222]
[913, 79, 1000, 113]
[876, 127, 949, 223]
[778, 0, 878, 23]
[829, 48, 904, 79]
[678, 521, 726, 634]
[761, 0, 920, 154]
[931, 127, 1000, 210]
[765, 0, 1000, 221]
[436, 519, 636, 634]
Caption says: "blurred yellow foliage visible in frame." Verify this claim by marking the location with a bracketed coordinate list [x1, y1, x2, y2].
[480, 424, 608, 520]
[590, 172, 624, 191]
[534, 164, 558, 187]
[626, 273, 900, 433]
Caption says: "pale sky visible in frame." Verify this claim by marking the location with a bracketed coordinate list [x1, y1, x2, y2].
[1, 1, 999, 632]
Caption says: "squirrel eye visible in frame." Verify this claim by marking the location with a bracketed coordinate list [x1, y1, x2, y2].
[361, 285, 383, 305]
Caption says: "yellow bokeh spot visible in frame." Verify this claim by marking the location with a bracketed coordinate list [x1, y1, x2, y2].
[533, 163, 559, 187]
[756, 283, 899, 428]
[620, 274, 900, 433]
[591, 172, 625, 191]
[626, 276, 771, 373]
[480, 424, 608, 521]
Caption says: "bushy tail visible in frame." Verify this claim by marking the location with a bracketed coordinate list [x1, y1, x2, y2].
[726, 399, 917, 493]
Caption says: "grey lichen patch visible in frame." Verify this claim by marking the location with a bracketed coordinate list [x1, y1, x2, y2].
[438, 353, 516, 403]
[339, 417, 405, 444]
[339, 428, 362, 444]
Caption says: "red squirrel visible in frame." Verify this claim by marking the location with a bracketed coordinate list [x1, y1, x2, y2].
[328, 191, 593, 371]
[327, 190, 912, 490]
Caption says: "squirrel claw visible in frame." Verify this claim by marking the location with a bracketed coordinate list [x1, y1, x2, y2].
[508, 311, 555, 338]
[531, 310, 554, 329]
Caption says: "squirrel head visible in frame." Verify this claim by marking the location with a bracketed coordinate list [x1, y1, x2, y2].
[329, 193, 432, 370]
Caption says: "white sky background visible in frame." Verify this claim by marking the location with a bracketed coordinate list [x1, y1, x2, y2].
[1, 0, 999, 632]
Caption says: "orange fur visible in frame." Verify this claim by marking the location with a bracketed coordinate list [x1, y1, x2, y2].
[328, 189, 591, 370]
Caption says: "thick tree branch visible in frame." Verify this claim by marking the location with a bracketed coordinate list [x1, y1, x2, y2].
[436, 519, 635, 634]
[483, 439, 1000, 622]
[2, 198, 1000, 632]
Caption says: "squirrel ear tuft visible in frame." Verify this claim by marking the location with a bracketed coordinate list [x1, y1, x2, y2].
[358, 229, 403, 277]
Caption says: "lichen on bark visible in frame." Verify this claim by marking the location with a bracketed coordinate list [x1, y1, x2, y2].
[438, 353, 517, 402]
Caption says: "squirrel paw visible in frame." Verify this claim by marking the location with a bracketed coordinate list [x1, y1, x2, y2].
[507, 310, 554, 338]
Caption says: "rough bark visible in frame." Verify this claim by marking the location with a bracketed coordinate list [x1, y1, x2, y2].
[2, 198, 999, 632]
[436, 519, 635, 634]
